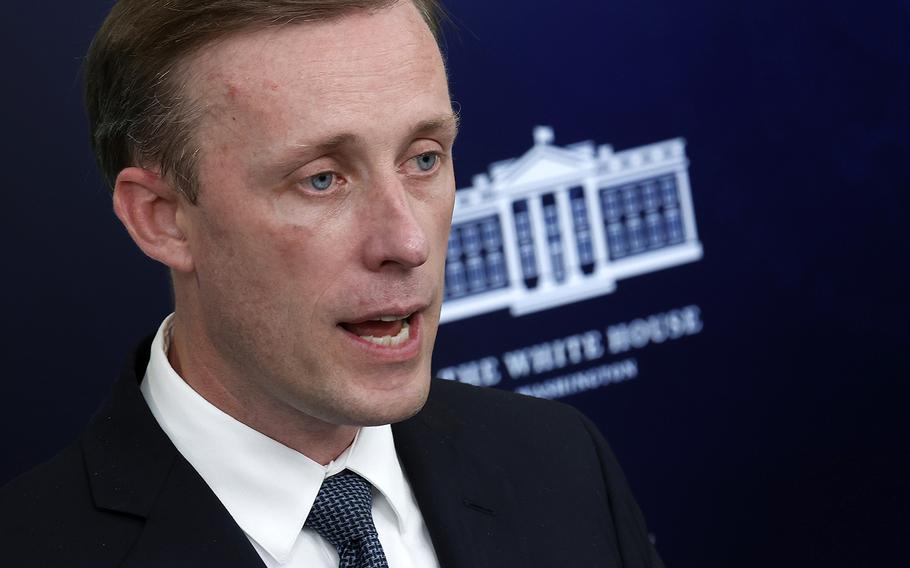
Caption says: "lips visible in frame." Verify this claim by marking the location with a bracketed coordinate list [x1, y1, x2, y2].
[339, 311, 416, 347]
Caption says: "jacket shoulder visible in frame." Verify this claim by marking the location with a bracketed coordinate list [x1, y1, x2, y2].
[428, 377, 591, 431]
[423, 379, 665, 568]
[424, 378, 613, 473]
[0, 440, 141, 565]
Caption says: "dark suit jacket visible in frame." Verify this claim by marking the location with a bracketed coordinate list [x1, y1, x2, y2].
[1, 338, 664, 567]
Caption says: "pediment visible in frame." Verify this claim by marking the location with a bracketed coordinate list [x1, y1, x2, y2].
[493, 146, 591, 188]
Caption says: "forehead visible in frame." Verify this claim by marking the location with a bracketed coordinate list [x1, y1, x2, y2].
[183, 1, 449, 146]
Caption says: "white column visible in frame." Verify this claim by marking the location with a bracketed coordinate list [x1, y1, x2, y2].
[527, 194, 553, 289]
[584, 179, 609, 272]
[498, 200, 523, 295]
[555, 188, 582, 283]
[675, 169, 699, 242]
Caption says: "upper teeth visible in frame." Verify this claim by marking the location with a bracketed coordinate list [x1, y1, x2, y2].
[376, 313, 411, 322]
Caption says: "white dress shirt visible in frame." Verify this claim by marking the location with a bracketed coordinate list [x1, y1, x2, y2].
[140, 315, 440, 567]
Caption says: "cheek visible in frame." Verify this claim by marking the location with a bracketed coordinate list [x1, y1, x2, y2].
[192, 207, 301, 300]
[269, 198, 355, 275]
[426, 186, 456, 252]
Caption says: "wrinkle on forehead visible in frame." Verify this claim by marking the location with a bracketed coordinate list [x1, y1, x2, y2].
[217, 42, 436, 105]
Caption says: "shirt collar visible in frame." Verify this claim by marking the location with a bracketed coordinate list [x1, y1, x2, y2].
[140, 314, 410, 563]
[345, 422, 413, 531]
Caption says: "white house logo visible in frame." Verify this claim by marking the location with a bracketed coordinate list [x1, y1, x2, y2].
[441, 126, 703, 323]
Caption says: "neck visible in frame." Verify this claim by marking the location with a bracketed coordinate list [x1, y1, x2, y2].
[166, 313, 358, 466]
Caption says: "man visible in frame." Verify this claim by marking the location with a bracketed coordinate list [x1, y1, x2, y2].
[1, 1, 664, 566]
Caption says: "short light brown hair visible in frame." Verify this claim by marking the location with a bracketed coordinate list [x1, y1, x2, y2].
[85, 0, 445, 203]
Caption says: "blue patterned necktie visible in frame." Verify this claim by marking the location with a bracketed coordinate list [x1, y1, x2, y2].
[305, 470, 390, 568]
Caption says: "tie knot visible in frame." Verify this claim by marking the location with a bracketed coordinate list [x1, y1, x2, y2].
[305, 471, 379, 552]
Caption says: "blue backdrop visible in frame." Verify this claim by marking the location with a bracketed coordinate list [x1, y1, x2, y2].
[2, 1, 908, 565]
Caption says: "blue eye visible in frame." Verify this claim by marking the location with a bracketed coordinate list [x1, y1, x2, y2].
[309, 172, 334, 191]
[415, 152, 438, 172]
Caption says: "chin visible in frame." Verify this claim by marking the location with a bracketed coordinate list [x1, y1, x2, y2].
[336, 368, 432, 426]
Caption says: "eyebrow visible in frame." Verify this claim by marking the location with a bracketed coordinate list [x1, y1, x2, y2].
[410, 112, 461, 140]
[283, 112, 461, 164]
[265, 112, 461, 182]
[290, 133, 357, 157]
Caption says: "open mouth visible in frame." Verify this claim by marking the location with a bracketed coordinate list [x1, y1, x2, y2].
[339, 312, 415, 347]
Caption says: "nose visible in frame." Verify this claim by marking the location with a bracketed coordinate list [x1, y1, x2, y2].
[361, 175, 430, 272]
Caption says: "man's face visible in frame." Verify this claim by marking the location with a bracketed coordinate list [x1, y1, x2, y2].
[177, 1, 456, 427]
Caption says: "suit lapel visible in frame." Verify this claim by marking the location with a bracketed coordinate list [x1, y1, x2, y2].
[81, 338, 264, 568]
[119, 457, 265, 568]
[393, 381, 528, 568]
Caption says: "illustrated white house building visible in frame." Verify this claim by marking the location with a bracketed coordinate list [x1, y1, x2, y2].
[440, 126, 703, 323]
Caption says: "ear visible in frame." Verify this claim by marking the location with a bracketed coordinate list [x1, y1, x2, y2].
[112, 167, 194, 273]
